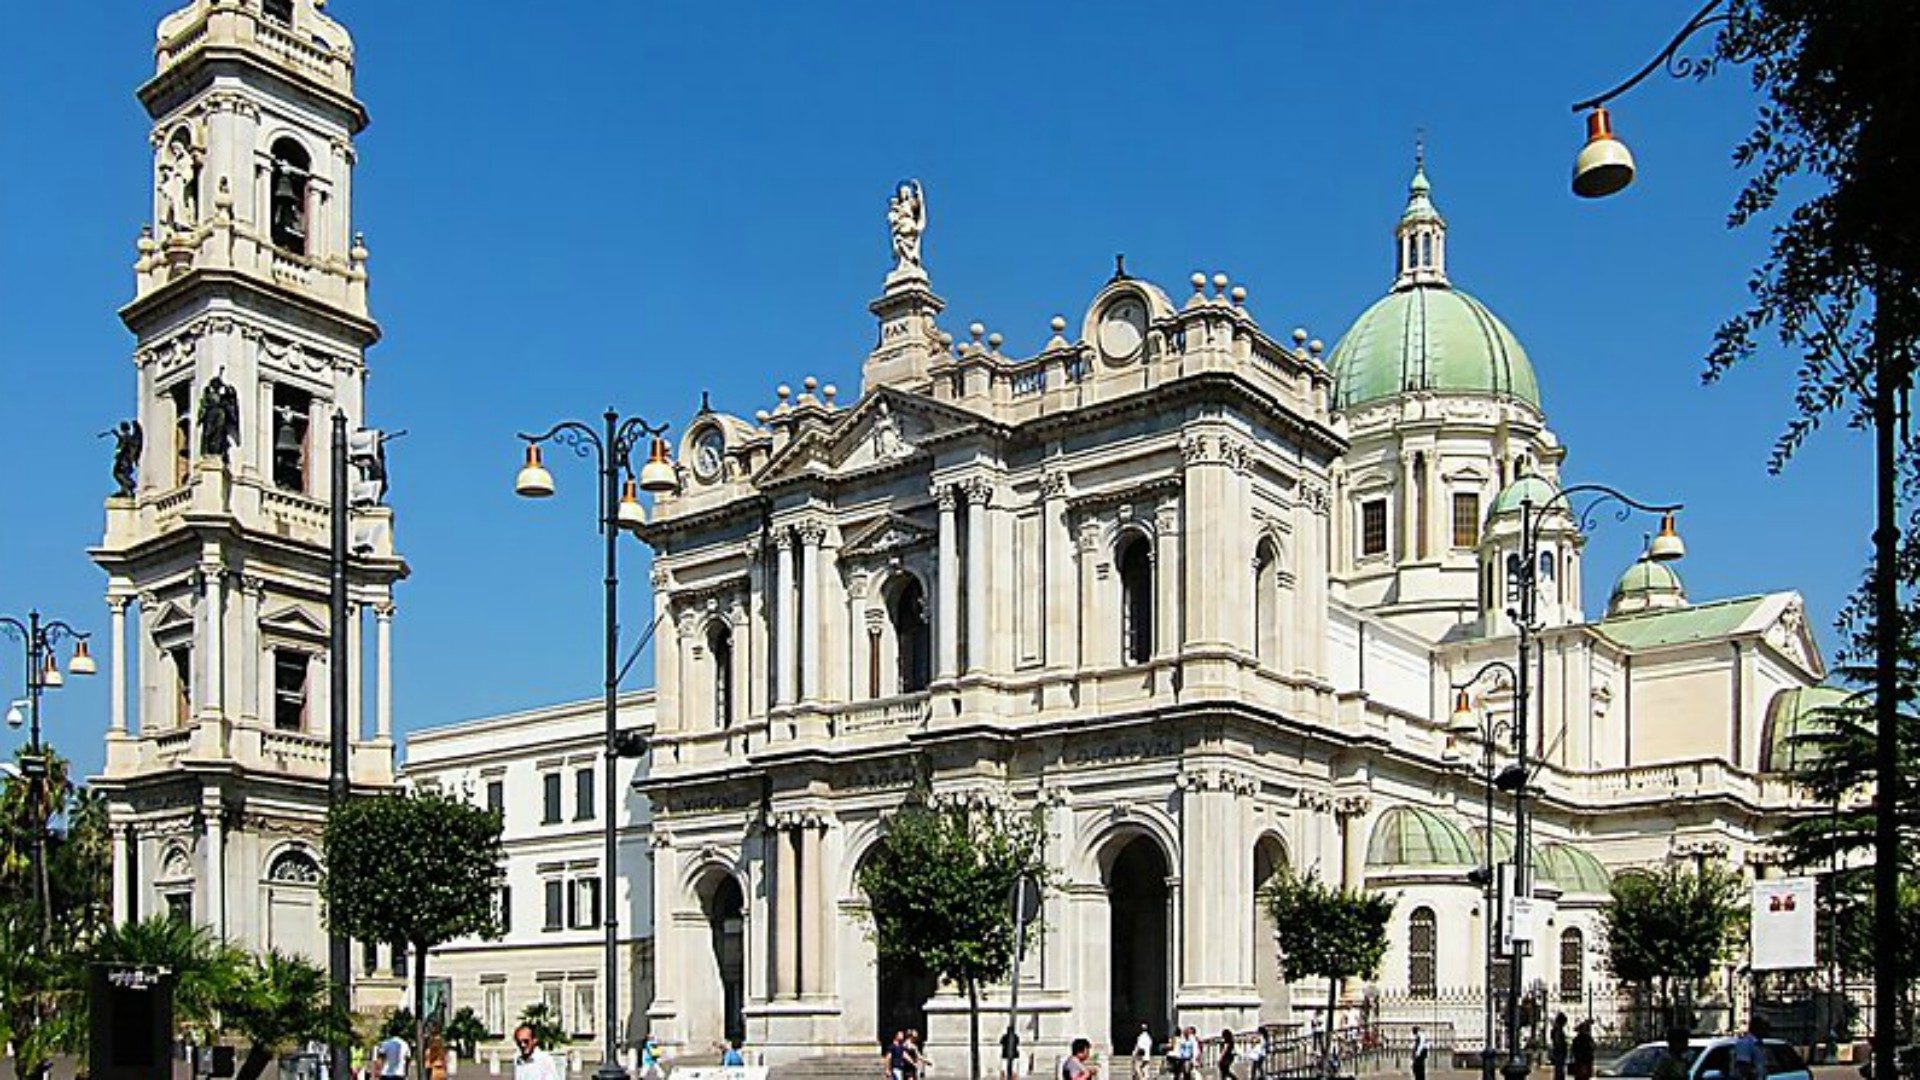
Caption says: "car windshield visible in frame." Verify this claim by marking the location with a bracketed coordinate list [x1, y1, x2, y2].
[1610, 1046, 1704, 1077]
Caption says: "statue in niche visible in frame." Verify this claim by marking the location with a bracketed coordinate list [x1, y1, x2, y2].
[101, 420, 143, 498]
[197, 375, 241, 459]
[157, 135, 200, 237]
[888, 179, 927, 274]
[870, 398, 908, 459]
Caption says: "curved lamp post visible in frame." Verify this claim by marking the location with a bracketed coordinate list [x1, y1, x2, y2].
[515, 410, 677, 1080]
[1452, 661, 1520, 1080]
[0, 611, 96, 946]
[1497, 484, 1682, 1080]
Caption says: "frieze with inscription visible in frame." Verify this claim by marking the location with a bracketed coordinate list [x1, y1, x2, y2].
[1062, 731, 1182, 769]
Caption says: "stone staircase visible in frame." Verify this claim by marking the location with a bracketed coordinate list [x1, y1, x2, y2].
[769, 1053, 884, 1080]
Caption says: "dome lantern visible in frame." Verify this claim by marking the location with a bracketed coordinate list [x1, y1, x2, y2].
[1395, 155, 1449, 290]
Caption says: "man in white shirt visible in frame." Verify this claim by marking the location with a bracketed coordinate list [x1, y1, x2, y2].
[1132, 1025, 1154, 1080]
[513, 1025, 561, 1080]
[377, 1033, 411, 1080]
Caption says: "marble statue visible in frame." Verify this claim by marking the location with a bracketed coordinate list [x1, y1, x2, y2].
[198, 375, 241, 459]
[157, 137, 198, 237]
[888, 179, 926, 274]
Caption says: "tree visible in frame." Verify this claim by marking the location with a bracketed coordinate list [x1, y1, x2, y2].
[1260, 869, 1393, 1067]
[444, 1006, 488, 1060]
[1602, 863, 1745, 1023]
[857, 799, 1047, 1080]
[223, 950, 354, 1080]
[515, 1002, 568, 1050]
[86, 916, 252, 1040]
[323, 793, 505, 1080]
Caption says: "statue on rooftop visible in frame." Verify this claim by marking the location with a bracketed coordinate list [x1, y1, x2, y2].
[888, 179, 927, 276]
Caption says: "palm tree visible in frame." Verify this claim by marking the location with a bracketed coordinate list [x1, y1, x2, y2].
[87, 915, 250, 1038]
[223, 951, 352, 1080]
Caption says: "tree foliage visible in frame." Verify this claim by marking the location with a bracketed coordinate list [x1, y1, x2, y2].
[857, 798, 1047, 1080]
[1261, 870, 1394, 987]
[445, 1006, 489, 1059]
[223, 950, 354, 1080]
[514, 1002, 569, 1050]
[1602, 863, 1745, 1005]
[325, 792, 504, 1080]
[87, 916, 252, 1037]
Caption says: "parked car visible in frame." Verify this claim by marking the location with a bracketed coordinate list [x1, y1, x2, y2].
[1603, 1038, 1811, 1080]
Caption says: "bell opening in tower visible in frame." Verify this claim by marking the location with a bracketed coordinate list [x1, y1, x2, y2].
[269, 139, 311, 255]
[272, 384, 312, 493]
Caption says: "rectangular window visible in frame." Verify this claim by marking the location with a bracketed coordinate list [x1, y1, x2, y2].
[390, 941, 407, 978]
[1452, 492, 1481, 549]
[271, 384, 313, 494]
[571, 982, 596, 1038]
[540, 984, 563, 1024]
[483, 985, 507, 1039]
[485, 779, 505, 816]
[170, 384, 192, 486]
[165, 892, 192, 924]
[542, 773, 562, 825]
[273, 650, 309, 732]
[574, 767, 595, 822]
[543, 880, 564, 931]
[362, 940, 379, 976]
[171, 647, 194, 728]
[568, 877, 601, 930]
[496, 886, 512, 935]
[1361, 499, 1389, 558]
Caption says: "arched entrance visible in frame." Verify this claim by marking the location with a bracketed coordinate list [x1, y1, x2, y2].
[1252, 835, 1291, 1022]
[699, 873, 746, 1043]
[1107, 835, 1171, 1053]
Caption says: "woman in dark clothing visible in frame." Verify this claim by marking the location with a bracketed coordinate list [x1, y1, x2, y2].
[1219, 1031, 1238, 1080]
[1571, 1019, 1597, 1080]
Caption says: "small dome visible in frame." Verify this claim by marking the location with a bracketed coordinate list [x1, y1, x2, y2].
[1488, 475, 1559, 520]
[1366, 806, 1476, 868]
[1608, 555, 1687, 617]
[1467, 827, 1555, 886]
[1538, 843, 1613, 896]
[1761, 686, 1855, 773]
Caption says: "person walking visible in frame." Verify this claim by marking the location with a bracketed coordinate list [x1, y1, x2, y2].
[639, 1036, 665, 1080]
[512, 1025, 561, 1080]
[1061, 1039, 1101, 1080]
[722, 1038, 747, 1069]
[424, 1029, 449, 1080]
[1731, 1018, 1767, 1080]
[377, 1029, 411, 1080]
[1218, 1030, 1238, 1080]
[1132, 1025, 1153, 1080]
[1411, 1026, 1430, 1080]
[1570, 1020, 1596, 1080]
[1550, 1015, 1570, 1080]
[887, 1032, 911, 1080]
[1165, 1029, 1185, 1080]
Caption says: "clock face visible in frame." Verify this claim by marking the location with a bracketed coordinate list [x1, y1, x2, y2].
[1098, 297, 1148, 360]
[692, 428, 726, 482]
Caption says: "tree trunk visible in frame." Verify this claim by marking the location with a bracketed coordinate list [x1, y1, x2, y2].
[1325, 977, 1340, 1080]
[414, 942, 430, 1080]
[968, 978, 982, 1080]
[236, 1044, 277, 1080]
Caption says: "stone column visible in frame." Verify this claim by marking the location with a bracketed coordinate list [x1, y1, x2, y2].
[1398, 451, 1416, 562]
[108, 596, 130, 735]
[772, 822, 798, 999]
[964, 478, 990, 673]
[111, 826, 132, 925]
[203, 797, 225, 935]
[1039, 472, 1070, 671]
[1336, 796, 1371, 891]
[798, 523, 824, 703]
[375, 604, 394, 741]
[653, 564, 681, 730]
[774, 531, 797, 706]
[199, 565, 224, 718]
[935, 485, 959, 679]
[799, 818, 824, 997]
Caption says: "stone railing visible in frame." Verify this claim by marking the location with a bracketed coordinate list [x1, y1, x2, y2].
[836, 692, 930, 735]
[152, 728, 194, 761]
[152, 485, 194, 524]
[262, 488, 329, 537]
[258, 728, 331, 771]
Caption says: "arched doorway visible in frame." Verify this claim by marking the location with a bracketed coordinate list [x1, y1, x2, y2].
[1107, 835, 1171, 1053]
[699, 873, 746, 1043]
[1252, 835, 1290, 1022]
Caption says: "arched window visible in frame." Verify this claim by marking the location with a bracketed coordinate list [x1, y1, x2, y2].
[707, 622, 734, 728]
[888, 576, 931, 694]
[1559, 927, 1585, 1001]
[1409, 907, 1437, 998]
[267, 848, 321, 884]
[1253, 540, 1280, 665]
[1419, 233, 1433, 268]
[1118, 533, 1154, 665]
[270, 138, 312, 254]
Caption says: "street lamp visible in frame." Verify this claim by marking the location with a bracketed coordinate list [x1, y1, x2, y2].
[1453, 662, 1519, 1080]
[514, 410, 678, 1080]
[0, 611, 97, 947]
[1498, 484, 1682, 1080]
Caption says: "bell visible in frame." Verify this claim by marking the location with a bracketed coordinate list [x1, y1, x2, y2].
[638, 436, 678, 495]
[515, 444, 555, 498]
[616, 478, 648, 532]
[275, 421, 302, 456]
[69, 639, 97, 678]
[1572, 107, 1635, 199]
[1647, 512, 1686, 562]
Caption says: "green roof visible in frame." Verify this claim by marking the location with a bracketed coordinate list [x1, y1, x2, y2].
[1327, 284, 1541, 411]
[1595, 595, 1771, 650]
[1489, 475, 1559, 519]
[1611, 558, 1683, 600]
[1539, 843, 1613, 896]
[1467, 828, 1553, 885]
[1367, 806, 1476, 869]
[1761, 685, 1856, 773]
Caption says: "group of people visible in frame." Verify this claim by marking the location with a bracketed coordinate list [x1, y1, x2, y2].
[885, 1029, 932, 1080]
[1546, 1013, 1601, 1080]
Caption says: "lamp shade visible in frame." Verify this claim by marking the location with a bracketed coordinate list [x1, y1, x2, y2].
[68, 639, 97, 677]
[638, 436, 678, 494]
[40, 652, 63, 690]
[515, 444, 555, 498]
[616, 478, 648, 532]
[5, 703, 21, 730]
[1572, 107, 1635, 199]
[1450, 689, 1476, 730]
[1647, 512, 1686, 562]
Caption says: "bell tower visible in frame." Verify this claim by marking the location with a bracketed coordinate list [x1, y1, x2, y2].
[92, 0, 405, 963]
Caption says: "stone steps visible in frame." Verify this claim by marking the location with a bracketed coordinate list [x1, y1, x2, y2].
[770, 1053, 886, 1080]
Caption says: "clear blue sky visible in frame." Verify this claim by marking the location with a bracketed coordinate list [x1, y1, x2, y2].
[0, 3, 1871, 782]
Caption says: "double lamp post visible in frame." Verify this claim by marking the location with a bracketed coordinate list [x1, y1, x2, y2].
[0, 610, 97, 947]
[1450, 486, 1684, 1080]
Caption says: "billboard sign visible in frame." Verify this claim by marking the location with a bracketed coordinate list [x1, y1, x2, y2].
[1751, 876, 1818, 971]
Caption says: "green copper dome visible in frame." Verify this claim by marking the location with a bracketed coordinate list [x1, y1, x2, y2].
[1488, 475, 1559, 519]
[1366, 806, 1476, 869]
[1538, 843, 1613, 896]
[1608, 556, 1687, 616]
[1467, 828, 1555, 886]
[1761, 686, 1853, 773]
[1329, 164, 1542, 412]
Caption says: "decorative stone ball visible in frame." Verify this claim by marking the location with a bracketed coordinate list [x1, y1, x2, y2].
[1230, 286, 1247, 304]
[823, 385, 838, 402]
[1292, 328, 1309, 344]
[987, 333, 1004, 349]
[1212, 273, 1230, 291]
[938, 331, 954, 346]
[803, 375, 818, 392]
[776, 384, 791, 400]
[1308, 339, 1325, 355]
[1190, 272, 1208, 290]
[1051, 316, 1067, 333]
[755, 410, 770, 423]
[969, 322, 986, 340]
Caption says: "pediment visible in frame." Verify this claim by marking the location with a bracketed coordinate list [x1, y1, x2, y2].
[840, 514, 936, 560]
[1761, 595, 1826, 679]
[756, 388, 988, 486]
[148, 601, 193, 638]
[260, 605, 328, 640]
